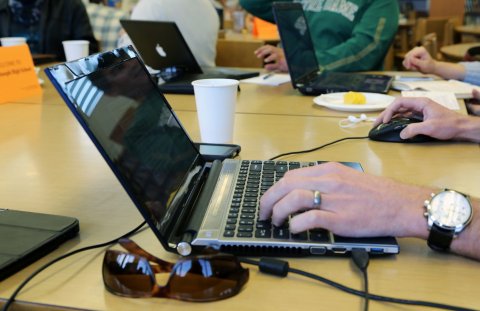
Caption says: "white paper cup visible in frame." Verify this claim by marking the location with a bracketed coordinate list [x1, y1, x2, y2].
[191, 79, 239, 144]
[62, 40, 89, 61]
[0, 37, 27, 47]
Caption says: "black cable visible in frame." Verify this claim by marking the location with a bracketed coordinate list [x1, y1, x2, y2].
[239, 257, 477, 311]
[351, 249, 370, 311]
[268, 136, 369, 161]
[2, 221, 147, 311]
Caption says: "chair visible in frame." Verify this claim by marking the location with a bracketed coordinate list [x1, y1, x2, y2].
[216, 39, 264, 68]
[383, 43, 395, 70]
[443, 17, 462, 46]
[421, 33, 438, 59]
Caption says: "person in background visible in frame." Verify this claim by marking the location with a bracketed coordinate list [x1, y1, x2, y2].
[84, 0, 129, 52]
[0, 0, 98, 60]
[403, 46, 480, 114]
[403, 46, 480, 85]
[125, 0, 220, 67]
[239, 0, 399, 72]
[259, 96, 480, 261]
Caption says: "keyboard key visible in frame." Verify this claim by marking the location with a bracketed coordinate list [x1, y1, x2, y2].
[240, 214, 255, 219]
[225, 224, 236, 231]
[292, 232, 308, 241]
[255, 229, 272, 238]
[256, 220, 271, 229]
[240, 219, 254, 226]
[224, 230, 235, 237]
[238, 226, 254, 232]
[309, 229, 330, 242]
[273, 227, 290, 239]
[237, 232, 253, 238]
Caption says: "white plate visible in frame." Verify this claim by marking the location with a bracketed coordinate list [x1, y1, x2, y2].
[313, 92, 395, 112]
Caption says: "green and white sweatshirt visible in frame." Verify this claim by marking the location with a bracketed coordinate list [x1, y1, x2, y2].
[240, 0, 399, 71]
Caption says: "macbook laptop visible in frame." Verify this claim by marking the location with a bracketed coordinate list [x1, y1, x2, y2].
[272, 2, 393, 95]
[120, 19, 259, 94]
[45, 46, 399, 257]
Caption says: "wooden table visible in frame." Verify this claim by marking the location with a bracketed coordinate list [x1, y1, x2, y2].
[440, 42, 480, 62]
[1, 68, 480, 311]
[455, 25, 480, 42]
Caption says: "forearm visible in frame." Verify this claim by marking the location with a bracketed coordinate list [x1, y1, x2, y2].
[432, 61, 466, 81]
[454, 115, 480, 143]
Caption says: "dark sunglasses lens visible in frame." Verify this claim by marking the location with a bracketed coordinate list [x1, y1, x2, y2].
[103, 251, 156, 298]
[167, 255, 249, 302]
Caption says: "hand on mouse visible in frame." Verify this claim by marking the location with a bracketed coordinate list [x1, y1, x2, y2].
[254, 45, 288, 72]
[374, 97, 479, 142]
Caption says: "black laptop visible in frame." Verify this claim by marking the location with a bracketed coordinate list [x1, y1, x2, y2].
[272, 2, 393, 95]
[0, 209, 79, 280]
[45, 46, 399, 257]
[120, 19, 259, 94]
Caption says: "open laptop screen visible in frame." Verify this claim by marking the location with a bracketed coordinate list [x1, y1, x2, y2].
[273, 3, 318, 84]
[49, 49, 202, 240]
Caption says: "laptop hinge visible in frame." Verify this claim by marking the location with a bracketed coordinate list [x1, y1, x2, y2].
[170, 160, 223, 251]
[296, 69, 321, 88]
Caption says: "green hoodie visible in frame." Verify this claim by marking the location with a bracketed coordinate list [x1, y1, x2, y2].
[240, 0, 399, 71]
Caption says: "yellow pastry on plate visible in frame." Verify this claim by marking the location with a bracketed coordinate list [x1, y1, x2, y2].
[343, 91, 366, 105]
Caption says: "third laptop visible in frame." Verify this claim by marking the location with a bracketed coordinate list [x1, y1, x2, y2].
[120, 19, 259, 94]
[272, 2, 393, 95]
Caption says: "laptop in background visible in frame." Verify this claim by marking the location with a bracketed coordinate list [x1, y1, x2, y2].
[0, 209, 79, 280]
[45, 46, 399, 257]
[120, 20, 259, 94]
[272, 2, 393, 95]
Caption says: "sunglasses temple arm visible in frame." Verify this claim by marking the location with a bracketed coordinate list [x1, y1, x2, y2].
[119, 238, 174, 271]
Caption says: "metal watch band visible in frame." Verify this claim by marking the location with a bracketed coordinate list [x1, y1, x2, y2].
[427, 224, 454, 252]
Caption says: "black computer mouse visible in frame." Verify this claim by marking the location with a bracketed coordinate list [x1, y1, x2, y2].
[368, 116, 436, 143]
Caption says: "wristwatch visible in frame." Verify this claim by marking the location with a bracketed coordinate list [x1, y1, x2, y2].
[424, 189, 473, 251]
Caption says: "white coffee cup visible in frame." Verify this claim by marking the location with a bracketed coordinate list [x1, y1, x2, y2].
[191, 79, 239, 144]
[0, 37, 27, 47]
[62, 40, 90, 61]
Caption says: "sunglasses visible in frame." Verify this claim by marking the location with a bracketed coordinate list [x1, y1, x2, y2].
[102, 238, 249, 302]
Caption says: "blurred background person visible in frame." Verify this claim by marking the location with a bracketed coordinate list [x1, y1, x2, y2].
[0, 0, 98, 60]
[123, 0, 220, 67]
[240, 0, 399, 73]
[403, 46, 480, 115]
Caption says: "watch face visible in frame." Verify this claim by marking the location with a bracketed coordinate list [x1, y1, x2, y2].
[429, 191, 473, 229]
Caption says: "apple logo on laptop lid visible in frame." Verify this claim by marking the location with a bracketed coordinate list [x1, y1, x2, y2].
[155, 44, 167, 57]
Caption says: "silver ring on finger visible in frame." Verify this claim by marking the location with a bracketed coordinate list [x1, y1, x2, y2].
[312, 190, 322, 209]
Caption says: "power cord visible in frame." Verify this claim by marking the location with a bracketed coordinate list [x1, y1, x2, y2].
[1, 221, 147, 311]
[351, 249, 370, 311]
[268, 136, 368, 161]
[239, 257, 477, 311]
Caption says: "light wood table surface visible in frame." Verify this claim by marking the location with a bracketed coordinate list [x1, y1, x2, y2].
[1, 69, 480, 311]
[455, 25, 480, 41]
[440, 42, 480, 62]
[166, 71, 467, 118]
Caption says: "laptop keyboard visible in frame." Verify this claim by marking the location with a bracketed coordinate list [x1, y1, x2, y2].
[223, 160, 330, 242]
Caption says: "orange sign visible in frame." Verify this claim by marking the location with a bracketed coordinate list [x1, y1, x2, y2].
[0, 44, 42, 104]
[252, 17, 279, 41]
